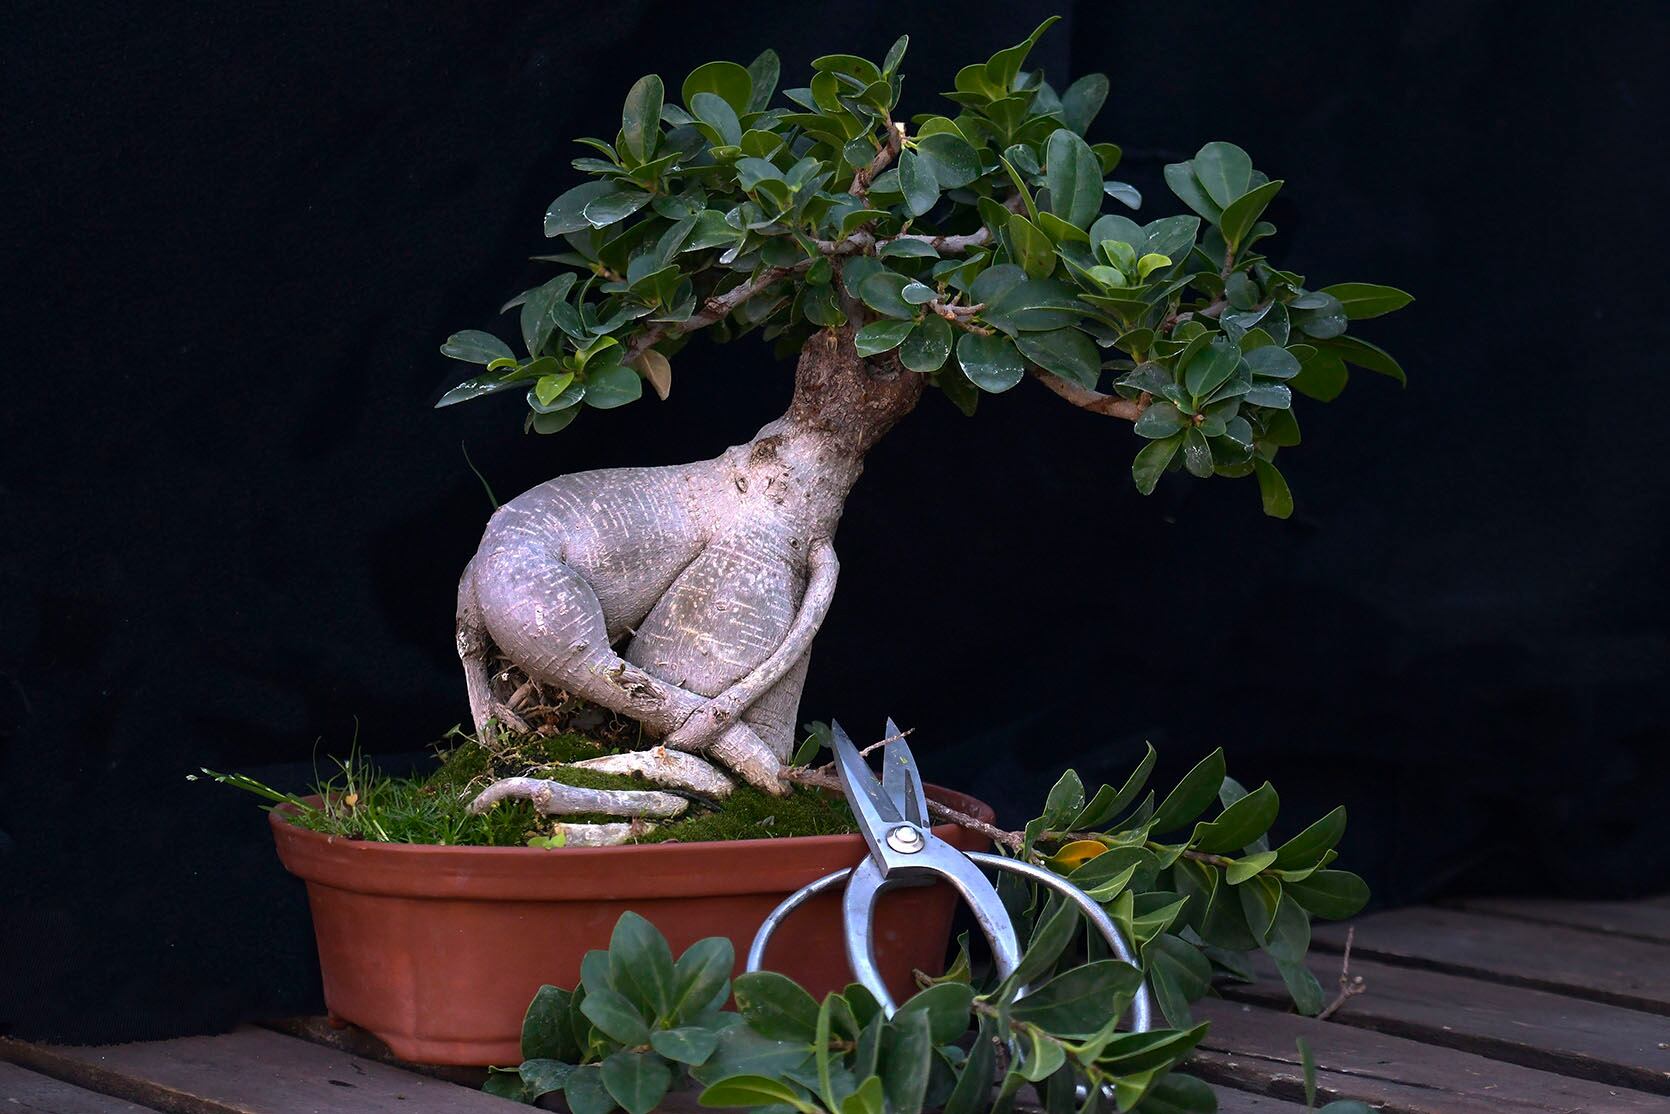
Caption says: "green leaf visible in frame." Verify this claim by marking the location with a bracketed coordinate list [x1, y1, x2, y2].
[1016, 327, 1099, 388]
[683, 61, 753, 114]
[1151, 750, 1226, 834]
[1191, 782, 1279, 854]
[879, 238, 940, 259]
[608, 912, 677, 1018]
[984, 16, 1060, 93]
[1292, 292, 1348, 339]
[1132, 434, 1183, 495]
[699, 1075, 816, 1113]
[733, 970, 821, 1041]
[1273, 806, 1348, 871]
[1220, 179, 1283, 250]
[940, 1018, 997, 1114]
[1044, 129, 1103, 229]
[1016, 1026, 1065, 1082]
[690, 91, 743, 147]
[566, 1064, 617, 1114]
[601, 1051, 672, 1114]
[900, 316, 953, 373]
[1182, 426, 1213, 478]
[879, 1010, 933, 1114]
[1007, 213, 1056, 278]
[585, 364, 644, 409]
[545, 181, 618, 236]
[1146, 934, 1212, 1028]
[1192, 141, 1252, 208]
[894, 983, 975, 1045]
[1103, 180, 1142, 209]
[1320, 282, 1413, 319]
[1254, 458, 1293, 519]
[1283, 870, 1371, 919]
[1012, 959, 1143, 1036]
[530, 407, 580, 434]
[859, 270, 915, 319]
[745, 50, 780, 113]
[519, 1059, 574, 1100]
[580, 986, 651, 1046]
[692, 1024, 813, 1086]
[855, 320, 915, 357]
[1183, 337, 1240, 400]
[522, 985, 579, 1062]
[621, 75, 664, 165]
[1060, 73, 1109, 135]
[916, 133, 980, 189]
[955, 331, 1025, 393]
[583, 189, 653, 228]
[1291, 347, 1349, 402]
[1134, 402, 1187, 439]
[1243, 345, 1300, 380]
[996, 896, 1080, 1002]
[841, 1076, 886, 1114]
[1162, 162, 1222, 223]
[1321, 334, 1407, 385]
[441, 329, 514, 365]
[898, 148, 940, 218]
[669, 936, 734, 1023]
[1133, 1073, 1217, 1114]
[1226, 850, 1279, 885]
[650, 1026, 719, 1065]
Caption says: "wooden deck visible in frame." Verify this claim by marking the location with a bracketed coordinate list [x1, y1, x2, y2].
[3, 898, 1665, 1113]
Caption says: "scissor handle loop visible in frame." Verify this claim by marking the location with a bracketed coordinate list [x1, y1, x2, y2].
[744, 853, 1153, 1034]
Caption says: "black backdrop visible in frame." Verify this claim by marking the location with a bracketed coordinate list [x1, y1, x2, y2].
[3, 0, 1667, 1044]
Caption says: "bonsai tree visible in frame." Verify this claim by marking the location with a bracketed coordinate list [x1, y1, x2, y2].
[439, 18, 1409, 841]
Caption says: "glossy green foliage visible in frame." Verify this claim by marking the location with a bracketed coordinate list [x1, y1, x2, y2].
[438, 17, 1409, 513]
[1023, 749, 1367, 1027]
[488, 907, 1205, 1114]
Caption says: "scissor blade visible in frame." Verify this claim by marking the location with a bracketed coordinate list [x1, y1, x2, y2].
[881, 717, 929, 828]
[831, 721, 900, 861]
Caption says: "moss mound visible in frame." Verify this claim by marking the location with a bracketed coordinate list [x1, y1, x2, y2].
[281, 727, 852, 848]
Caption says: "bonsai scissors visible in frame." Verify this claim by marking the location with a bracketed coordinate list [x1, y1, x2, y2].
[745, 720, 1153, 1031]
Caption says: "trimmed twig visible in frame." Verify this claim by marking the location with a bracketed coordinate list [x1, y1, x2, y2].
[623, 259, 813, 363]
[1316, 926, 1367, 1020]
[1028, 368, 1149, 421]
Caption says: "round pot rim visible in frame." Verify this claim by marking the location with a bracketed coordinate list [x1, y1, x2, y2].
[270, 783, 995, 901]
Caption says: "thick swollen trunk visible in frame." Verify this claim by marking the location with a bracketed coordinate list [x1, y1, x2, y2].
[456, 326, 920, 825]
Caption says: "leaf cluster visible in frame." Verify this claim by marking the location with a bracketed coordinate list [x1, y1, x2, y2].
[487, 909, 1212, 1114]
[437, 18, 1409, 512]
[1020, 746, 1367, 1022]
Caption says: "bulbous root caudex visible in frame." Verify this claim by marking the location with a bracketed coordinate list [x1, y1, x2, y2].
[457, 325, 924, 845]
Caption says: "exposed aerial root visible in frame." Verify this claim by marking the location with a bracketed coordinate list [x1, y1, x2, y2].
[549, 822, 654, 847]
[568, 747, 735, 798]
[467, 776, 688, 819]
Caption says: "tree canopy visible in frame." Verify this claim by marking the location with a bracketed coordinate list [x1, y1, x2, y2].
[439, 16, 1410, 515]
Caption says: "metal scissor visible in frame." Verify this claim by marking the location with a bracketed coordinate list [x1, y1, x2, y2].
[745, 720, 1153, 1031]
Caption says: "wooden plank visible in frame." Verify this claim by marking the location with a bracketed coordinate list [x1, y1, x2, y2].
[1203, 1086, 1311, 1112]
[1313, 907, 1670, 1015]
[261, 1018, 487, 1088]
[1224, 952, 1670, 1094]
[0, 1061, 161, 1112]
[1192, 999, 1668, 1113]
[1448, 897, 1670, 944]
[0, 1028, 513, 1113]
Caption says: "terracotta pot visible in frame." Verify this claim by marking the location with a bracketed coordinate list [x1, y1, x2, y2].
[270, 785, 993, 1066]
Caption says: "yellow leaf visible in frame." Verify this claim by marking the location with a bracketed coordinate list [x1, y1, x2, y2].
[633, 349, 673, 400]
[1045, 839, 1106, 871]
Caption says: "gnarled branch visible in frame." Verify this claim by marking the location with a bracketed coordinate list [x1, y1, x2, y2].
[1029, 368, 1148, 421]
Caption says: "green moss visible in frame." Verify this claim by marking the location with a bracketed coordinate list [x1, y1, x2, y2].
[215, 726, 854, 848]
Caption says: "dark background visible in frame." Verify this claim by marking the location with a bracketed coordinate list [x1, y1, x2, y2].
[3, 0, 1666, 1043]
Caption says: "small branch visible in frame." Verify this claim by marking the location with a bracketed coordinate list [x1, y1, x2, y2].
[623, 258, 812, 363]
[930, 299, 993, 335]
[1028, 368, 1148, 421]
[850, 120, 905, 200]
[1316, 925, 1367, 1020]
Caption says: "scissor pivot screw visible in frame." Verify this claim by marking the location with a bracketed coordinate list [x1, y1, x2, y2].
[886, 825, 925, 853]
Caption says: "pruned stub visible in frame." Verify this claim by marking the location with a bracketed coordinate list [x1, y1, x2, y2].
[453, 328, 922, 838]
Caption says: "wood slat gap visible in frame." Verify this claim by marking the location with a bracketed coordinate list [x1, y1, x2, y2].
[1442, 897, 1670, 946]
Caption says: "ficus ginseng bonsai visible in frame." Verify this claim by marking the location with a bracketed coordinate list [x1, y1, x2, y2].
[438, 18, 1409, 841]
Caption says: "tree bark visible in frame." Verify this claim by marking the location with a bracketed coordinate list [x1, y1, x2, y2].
[457, 324, 921, 831]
